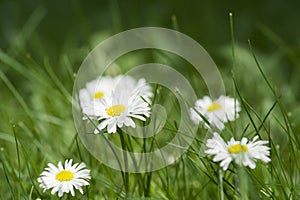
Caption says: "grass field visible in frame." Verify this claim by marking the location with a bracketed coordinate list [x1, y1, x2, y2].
[0, 1, 300, 199]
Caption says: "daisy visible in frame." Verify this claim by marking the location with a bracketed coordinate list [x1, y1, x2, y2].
[190, 95, 241, 130]
[205, 133, 271, 170]
[79, 75, 153, 118]
[114, 75, 153, 104]
[79, 76, 115, 109]
[85, 90, 151, 133]
[37, 159, 91, 197]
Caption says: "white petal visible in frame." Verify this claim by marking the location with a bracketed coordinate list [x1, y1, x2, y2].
[107, 122, 117, 133]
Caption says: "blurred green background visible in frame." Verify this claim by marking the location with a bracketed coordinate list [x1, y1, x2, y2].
[1, 0, 300, 58]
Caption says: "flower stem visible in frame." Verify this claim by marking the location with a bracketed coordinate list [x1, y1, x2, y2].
[218, 168, 224, 200]
[238, 166, 248, 200]
[119, 130, 129, 197]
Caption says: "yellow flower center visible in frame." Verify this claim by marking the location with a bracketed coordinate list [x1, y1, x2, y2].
[55, 170, 74, 182]
[93, 92, 104, 99]
[207, 102, 222, 112]
[107, 104, 126, 116]
[228, 144, 248, 154]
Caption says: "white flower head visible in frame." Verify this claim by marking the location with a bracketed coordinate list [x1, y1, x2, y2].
[190, 95, 241, 130]
[79, 76, 115, 103]
[37, 159, 91, 197]
[86, 89, 151, 134]
[114, 75, 153, 104]
[205, 133, 271, 171]
[79, 75, 153, 118]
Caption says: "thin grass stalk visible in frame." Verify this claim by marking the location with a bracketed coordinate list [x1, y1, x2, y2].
[119, 130, 129, 197]
[218, 168, 224, 200]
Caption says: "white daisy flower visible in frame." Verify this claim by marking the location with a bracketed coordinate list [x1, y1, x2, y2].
[37, 159, 91, 197]
[205, 133, 271, 171]
[79, 76, 115, 109]
[85, 90, 151, 133]
[114, 75, 153, 104]
[190, 95, 241, 130]
[79, 75, 153, 118]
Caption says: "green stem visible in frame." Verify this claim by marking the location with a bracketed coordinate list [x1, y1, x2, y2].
[142, 120, 152, 197]
[238, 166, 248, 200]
[88, 116, 126, 192]
[229, 12, 235, 67]
[119, 130, 129, 197]
[229, 12, 238, 134]
[218, 168, 224, 200]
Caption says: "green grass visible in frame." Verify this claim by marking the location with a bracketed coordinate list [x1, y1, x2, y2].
[1, 2, 300, 200]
